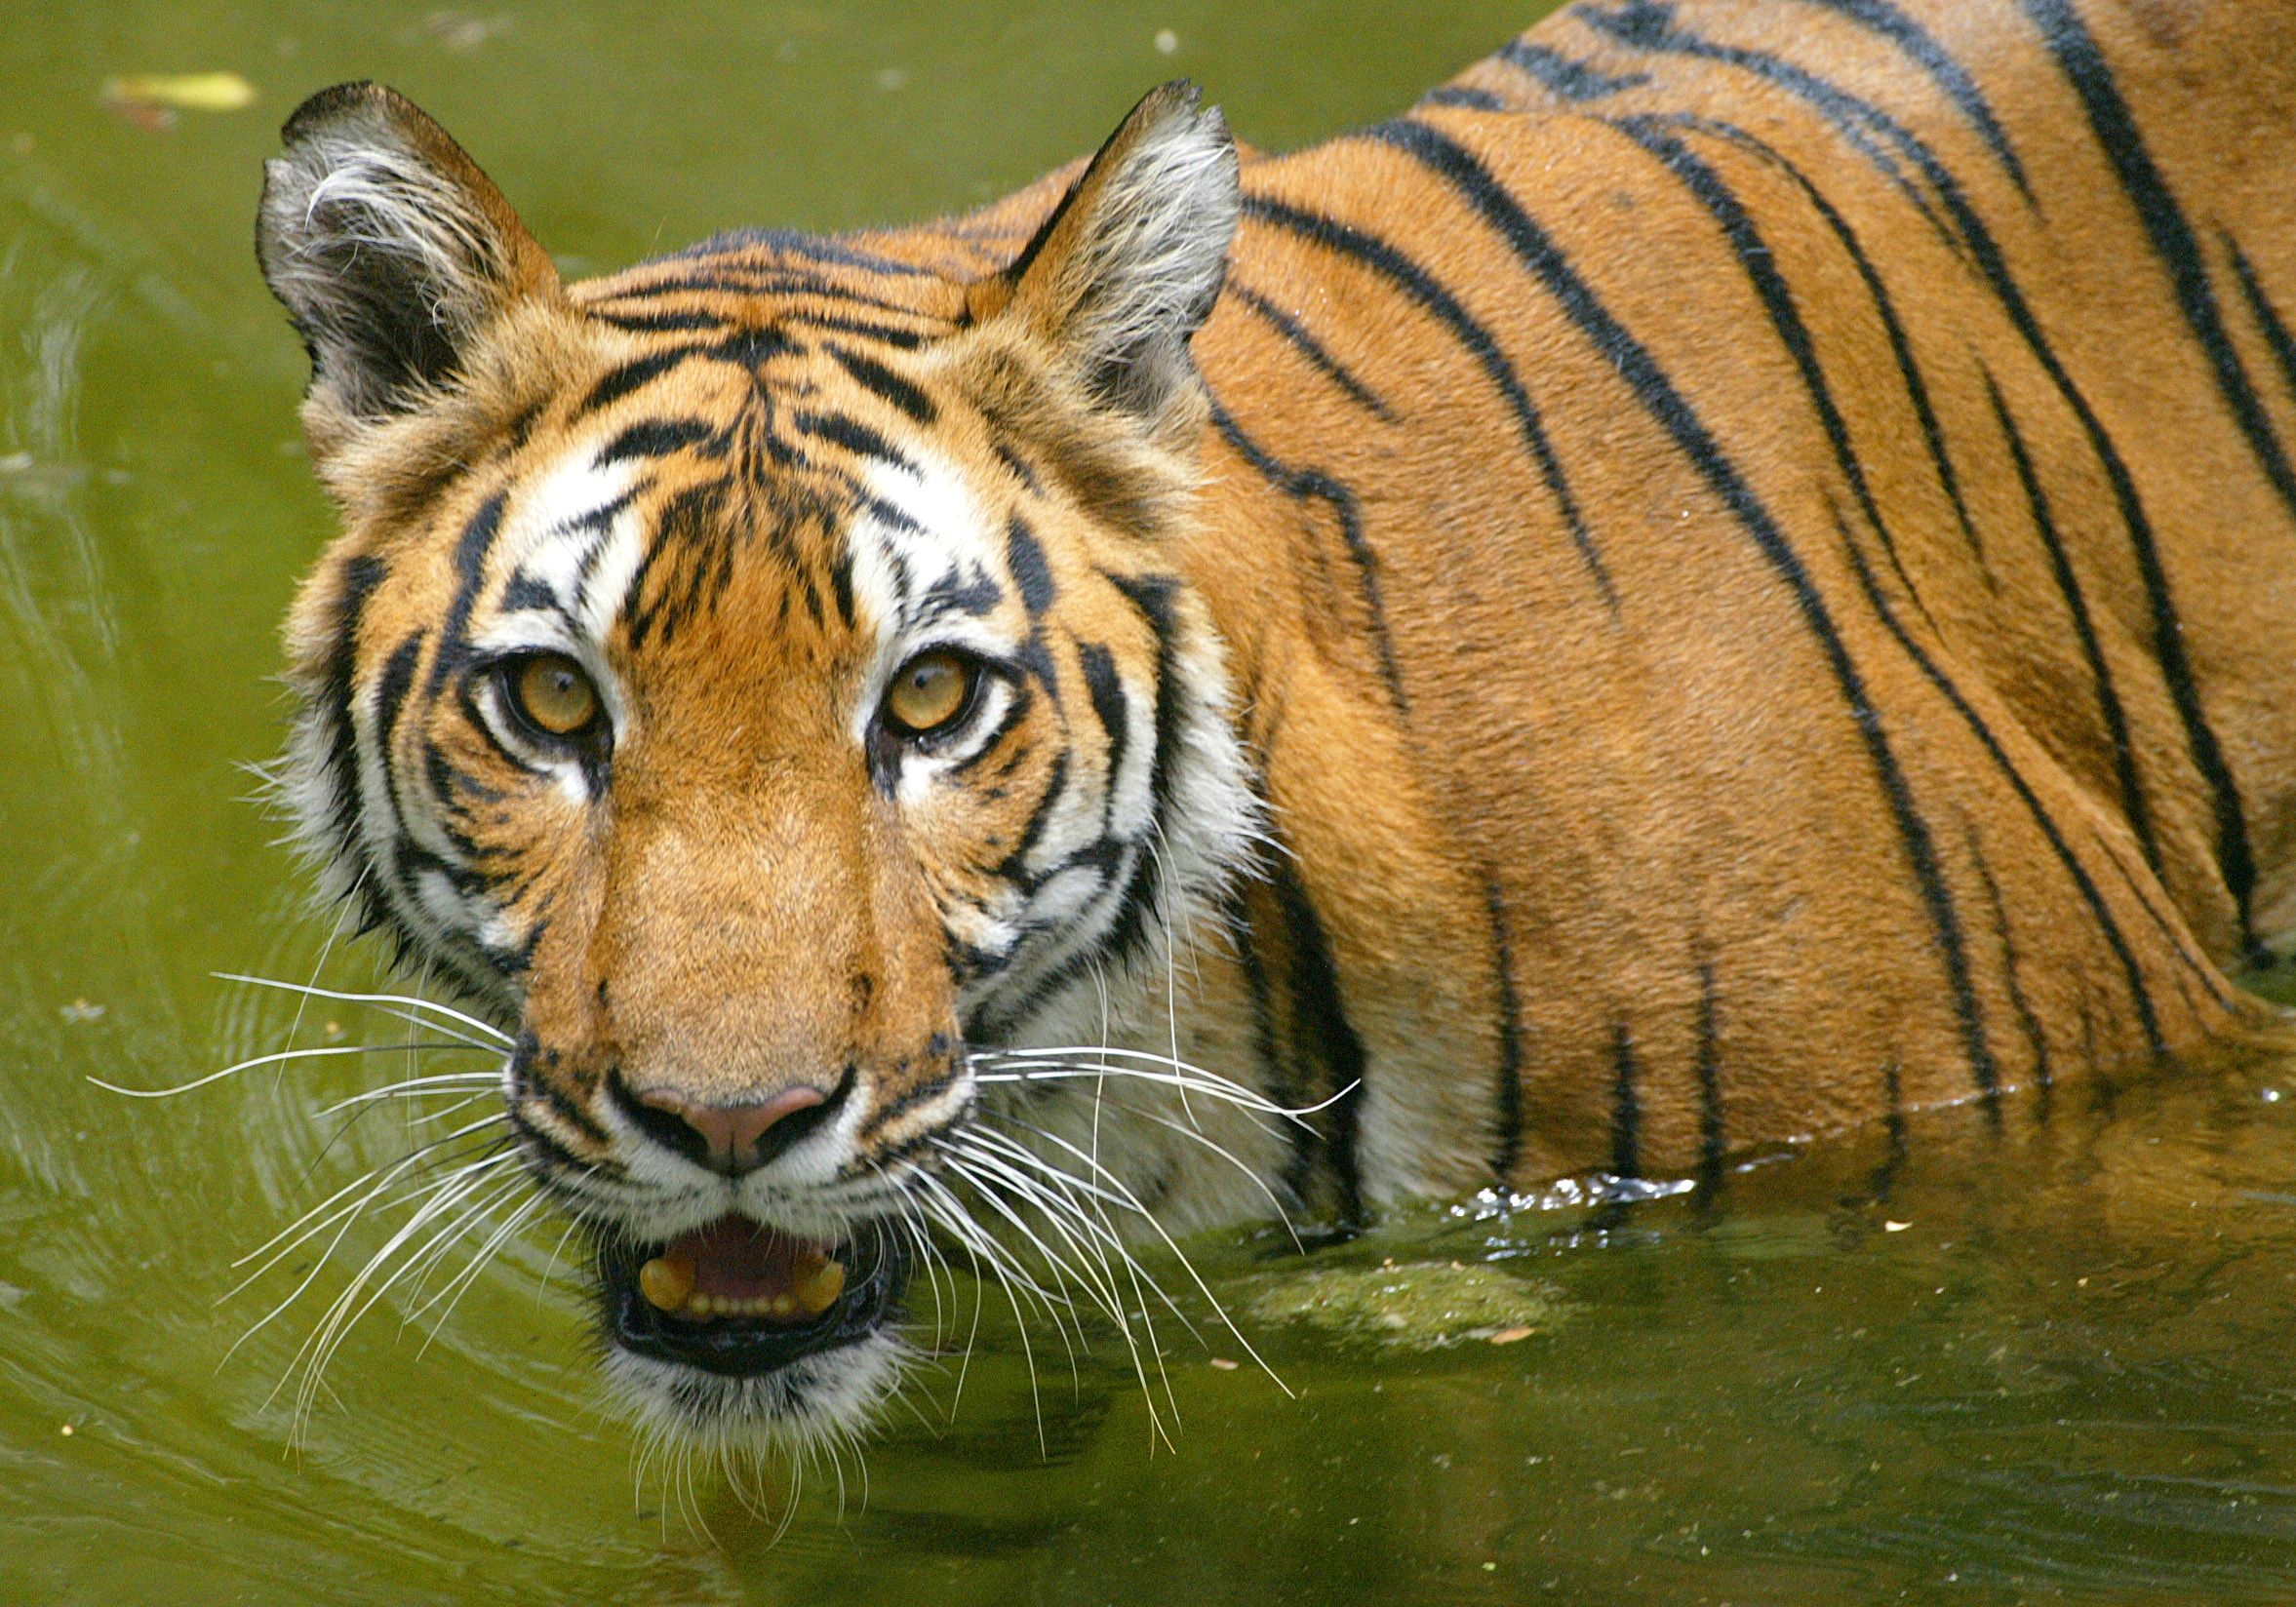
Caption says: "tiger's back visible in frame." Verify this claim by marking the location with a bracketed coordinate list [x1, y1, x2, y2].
[1139, 0, 2296, 1200]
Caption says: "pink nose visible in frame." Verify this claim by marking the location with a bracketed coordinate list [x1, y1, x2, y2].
[633, 1084, 829, 1174]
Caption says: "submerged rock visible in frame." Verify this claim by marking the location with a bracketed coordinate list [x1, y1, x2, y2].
[1239, 1259, 1572, 1350]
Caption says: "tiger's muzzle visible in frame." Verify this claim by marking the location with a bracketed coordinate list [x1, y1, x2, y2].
[597, 1214, 912, 1380]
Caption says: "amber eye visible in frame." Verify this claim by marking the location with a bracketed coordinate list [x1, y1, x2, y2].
[882, 650, 976, 736]
[508, 653, 600, 738]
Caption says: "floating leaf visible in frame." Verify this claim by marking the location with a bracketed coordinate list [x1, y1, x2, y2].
[102, 71, 257, 116]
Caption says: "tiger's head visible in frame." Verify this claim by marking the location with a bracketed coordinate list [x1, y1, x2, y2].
[255, 81, 1259, 1447]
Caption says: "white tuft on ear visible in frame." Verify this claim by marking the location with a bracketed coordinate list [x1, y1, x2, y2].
[257, 82, 558, 420]
[989, 81, 1240, 433]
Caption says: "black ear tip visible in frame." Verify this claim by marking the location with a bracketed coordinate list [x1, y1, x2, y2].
[1136, 78, 1231, 150]
[1140, 77, 1205, 117]
[278, 81, 409, 146]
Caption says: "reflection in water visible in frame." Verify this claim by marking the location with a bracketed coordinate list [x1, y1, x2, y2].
[7, 0, 2296, 1601]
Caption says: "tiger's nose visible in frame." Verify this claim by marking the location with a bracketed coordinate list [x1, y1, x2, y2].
[625, 1082, 835, 1175]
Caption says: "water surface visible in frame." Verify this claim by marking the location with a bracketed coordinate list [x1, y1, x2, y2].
[7, 3, 2296, 1602]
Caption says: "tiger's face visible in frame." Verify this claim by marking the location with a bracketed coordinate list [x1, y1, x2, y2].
[257, 82, 1255, 1446]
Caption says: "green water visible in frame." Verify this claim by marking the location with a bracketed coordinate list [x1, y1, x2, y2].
[8, 2, 2296, 1602]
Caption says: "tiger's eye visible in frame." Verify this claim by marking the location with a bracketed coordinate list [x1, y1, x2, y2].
[884, 650, 974, 735]
[512, 653, 599, 737]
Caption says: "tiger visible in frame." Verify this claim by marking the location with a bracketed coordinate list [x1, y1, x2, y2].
[254, 0, 2296, 1453]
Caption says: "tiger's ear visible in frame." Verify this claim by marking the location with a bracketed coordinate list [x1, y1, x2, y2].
[967, 81, 1239, 442]
[257, 82, 560, 424]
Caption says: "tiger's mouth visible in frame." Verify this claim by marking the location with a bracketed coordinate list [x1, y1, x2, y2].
[597, 1215, 911, 1379]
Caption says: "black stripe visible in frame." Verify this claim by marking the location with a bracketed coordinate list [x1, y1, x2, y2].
[994, 443, 1041, 494]
[943, 681, 1035, 780]
[1608, 1021, 1642, 1179]
[1484, 879, 1525, 1184]
[1075, 642, 1130, 826]
[1817, 499, 2167, 1059]
[521, 1065, 613, 1151]
[585, 308, 727, 334]
[498, 572, 558, 615]
[1271, 860, 1367, 1227]
[508, 1105, 604, 1176]
[830, 344, 938, 423]
[1232, 284, 1397, 421]
[615, 271, 932, 321]
[569, 485, 646, 600]
[991, 749, 1070, 885]
[372, 632, 424, 759]
[1231, 885, 1314, 1206]
[1100, 571, 1184, 970]
[854, 1062, 967, 1145]
[2086, 821, 2241, 1015]
[1004, 163, 1089, 286]
[1005, 513, 1056, 614]
[1496, 37, 1650, 100]
[1694, 960, 1724, 1190]
[1420, 85, 1506, 112]
[829, 552, 855, 628]
[2023, 0, 2296, 525]
[2228, 239, 2296, 414]
[1981, 367, 2160, 881]
[1210, 400, 1410, 714]
[916, 568, 1003, 621]
[1243, 188, 1616, 608]
[1610, 116, 1931, 614]
[576, 347, 702, 418]
[709, 325, 799, 372]
[496, 908, 549, 977]
[596, 417, 715, 466]
[794, 409, 912, 471]
[666, 225, 939, 280]
[1680, 116, 1989, 575]
[321, 554, 387, 861]
[1585, 2, 2259, 946]
[1367, 116, 1999, 1098]
[575, 329, 800, 420]
[1963, 821, 2051, 1091]
[1874, 1061, 1909, 1198]
[1801, 0, 2032, 198]
[782, 312, 928, 350]
[623, 481, 728, 650]
[426, 491, 508, 696]
[1579, 1, 1952, 242]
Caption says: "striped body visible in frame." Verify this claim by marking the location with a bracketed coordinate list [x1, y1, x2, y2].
[1156, 0, 2296, 1206]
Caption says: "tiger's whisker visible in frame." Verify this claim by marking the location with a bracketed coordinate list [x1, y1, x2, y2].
[915, 1173, 1051, 1453]
[214, 972, 514, 1047]
[969, 1114, 1290, 1398]
[938, 1134, 1180, 1444]
[314, 1071, 503, 1117]
[89, 1039, 486, 1100]
[221, 1141, 517, 1366]
[227, 1114, 509, 1275]
[411, 1192, 547, 1355]
[286, 1167, 529, 1433]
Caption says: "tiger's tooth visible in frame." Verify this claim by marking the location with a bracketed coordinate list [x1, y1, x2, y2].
[638, 1253, 695, 1313]
[792, 1256, 846, 1316]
